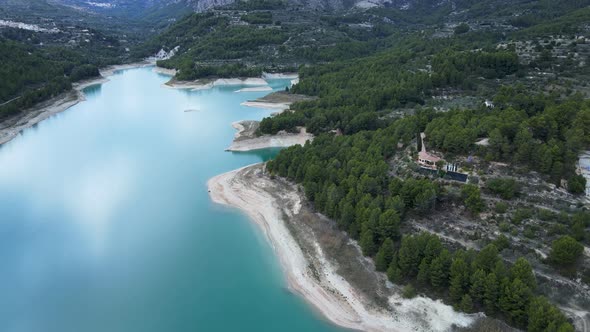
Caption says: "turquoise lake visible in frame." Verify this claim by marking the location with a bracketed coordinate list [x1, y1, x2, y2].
[0, 67, 343, 332]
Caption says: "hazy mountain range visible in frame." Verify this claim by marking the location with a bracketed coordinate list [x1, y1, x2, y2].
[47, 0, 455, 16]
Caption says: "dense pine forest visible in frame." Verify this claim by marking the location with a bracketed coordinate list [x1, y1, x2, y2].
[253, 2, 590, 330]
[0, 38, 102, 119]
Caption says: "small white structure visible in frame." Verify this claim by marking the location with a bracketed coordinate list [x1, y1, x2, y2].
[484, 100, 495, 108]
[578, 151, 590, 198]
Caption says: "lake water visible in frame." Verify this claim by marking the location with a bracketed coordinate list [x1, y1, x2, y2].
[0, 67, 343, 332]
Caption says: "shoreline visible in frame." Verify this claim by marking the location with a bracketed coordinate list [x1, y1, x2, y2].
[241, 91, 316, 111]
[226, 120, 312, 152]
[160, 68, 300, 93]
[207, 164, 478, 332]
[240, 101, 291, 110]
[164, 77, 270, 91]
[0, 60, 155, 146]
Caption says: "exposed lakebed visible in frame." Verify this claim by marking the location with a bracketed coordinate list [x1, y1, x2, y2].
[0, 67, 342, 332]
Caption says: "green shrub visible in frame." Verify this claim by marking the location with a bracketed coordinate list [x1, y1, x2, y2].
[495, 202, 509, 214]
[487, 178, 519, 199]
[402, 284, 417, 299]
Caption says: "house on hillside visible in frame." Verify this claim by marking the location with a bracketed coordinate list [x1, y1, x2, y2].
[417, 133, 469, 182]
[417, 133, 442, 170]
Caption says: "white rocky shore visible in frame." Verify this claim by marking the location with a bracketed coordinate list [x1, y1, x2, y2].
[226, 120, 312, 152]
[234, 86, 273, 93]
[164, 77, 270, 91]
[240, 101, 292, 110]
[208, 164, 478, 332]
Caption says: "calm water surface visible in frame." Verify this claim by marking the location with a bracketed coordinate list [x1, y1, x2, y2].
[0, 68, 343, 332]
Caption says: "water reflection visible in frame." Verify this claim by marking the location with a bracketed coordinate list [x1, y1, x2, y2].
[83, 84, 102, 97]
[0, 68, 342, 332]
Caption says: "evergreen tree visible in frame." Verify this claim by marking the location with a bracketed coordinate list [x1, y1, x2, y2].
[449, 257, 470, 304]
[571, 218, 587, 241]
[423, 236, 443, 264]
[567, 174, 586, 194]
[429, 249, 452, 289]
[511, 257, 537, 291]
[493, 260, 508, 280]
[375, 238, 394, 272]
[417, 258, 430, 285]
[514, 125, 534, 164]
[483, 272, 499, 315]
[473, 244, 500, 273]
[548, 235, 583, 269]
[360, 229, 377, 257]
[460, 294, 474, 313]
[461, 184, 485, 214]
[499, 278, 533, 328]
[398, 236, 421, 277]
[469, 269, 487, 305]
[387, 255, 403, 283]
[528, 296, 574, 332]
[377, 210, 401, 241]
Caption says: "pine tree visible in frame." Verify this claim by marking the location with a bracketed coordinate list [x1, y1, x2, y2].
[461, 184, 485, 214]
[473, 244, 499, 273]
[375, 238, 394, 272]
[469, 269, 487, 305]
[549, 235, 584, 268]
[430, 249, 451, 289]
[514, 125, 534, 164]
[387, 253, 402, 283]
[460, 294, 474, 313]
[417, 258, 430, 285]
[449, 257, 470, 304]
[423, 236, 443, 264]
[398, 236, 420, 277]
[527, 296, 549, 332]
[360, 229, 376, 257]
[483, 272, 499, 315]
[499, 278, 533, 328]
[377, 210, 401, 242]
[493, 260, 508, 279]
[528, 296, 574, 332]
[511, 257, 537, 291]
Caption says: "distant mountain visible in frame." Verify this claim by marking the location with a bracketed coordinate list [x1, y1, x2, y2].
[51, 0, 215, 15]
[48, 0, 443, 16]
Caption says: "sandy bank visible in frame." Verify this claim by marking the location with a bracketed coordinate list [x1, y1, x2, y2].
[262, 72, 299, 79]
[99, 60, 155, 77]
[208, 164, 478, 332]
[164, 77, 269, 91]
[241, 91, 315, 111]
[0, 60, 155, 146]
[240, 101, 292, 110]
[234, 86, 274, 93]
[153, 66, 177, 77]
[226, 121, 312, 152]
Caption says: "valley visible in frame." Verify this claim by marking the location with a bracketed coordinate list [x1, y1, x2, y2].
[1, 0, 590, 331]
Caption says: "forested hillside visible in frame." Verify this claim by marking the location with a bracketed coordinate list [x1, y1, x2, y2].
[0, 38, 101, 119]
[144, 0, 590, 82]
[0, 0, 163, 120]
[256, 2, 590, 331]
[266, 80, 588, 332]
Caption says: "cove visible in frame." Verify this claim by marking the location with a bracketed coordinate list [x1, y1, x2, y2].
[0, 67, 343, 332]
